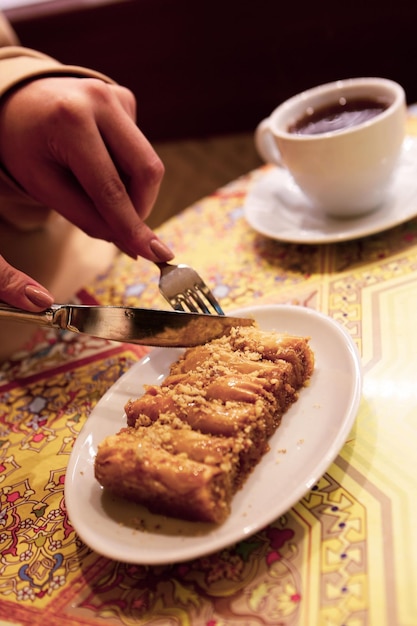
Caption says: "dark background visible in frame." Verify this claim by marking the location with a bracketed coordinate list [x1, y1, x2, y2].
[7, 0, 417, 142]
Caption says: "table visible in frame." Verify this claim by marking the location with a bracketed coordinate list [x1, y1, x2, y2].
[1, 119, 417, 626]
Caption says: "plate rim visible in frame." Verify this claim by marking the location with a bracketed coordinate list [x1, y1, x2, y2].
[65, 304, 362, 564]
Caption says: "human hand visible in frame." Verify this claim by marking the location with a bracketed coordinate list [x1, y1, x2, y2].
[0, 76, 174, 262]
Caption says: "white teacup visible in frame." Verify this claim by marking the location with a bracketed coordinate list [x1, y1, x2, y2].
[255, 77, 406, 217]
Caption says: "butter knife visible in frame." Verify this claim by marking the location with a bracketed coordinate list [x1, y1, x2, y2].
[0, 304, 254, 347]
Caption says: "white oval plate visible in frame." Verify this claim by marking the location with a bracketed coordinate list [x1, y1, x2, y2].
[65, 305, 362, 564]
[244, 136, 417, 244]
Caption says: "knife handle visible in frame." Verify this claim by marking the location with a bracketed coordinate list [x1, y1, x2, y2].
[0, 303, 57, 327]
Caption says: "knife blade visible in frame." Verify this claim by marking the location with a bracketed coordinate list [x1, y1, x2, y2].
[0, 304, 254, 347]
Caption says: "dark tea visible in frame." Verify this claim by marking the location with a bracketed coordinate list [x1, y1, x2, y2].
[288, 97, 389, 135]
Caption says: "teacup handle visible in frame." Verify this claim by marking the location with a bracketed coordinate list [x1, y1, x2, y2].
[254, 118, 284, 166]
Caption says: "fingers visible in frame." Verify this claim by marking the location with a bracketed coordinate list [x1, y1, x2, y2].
[51, 85, 172, 260]
[21, 157, 173, 261]
[0, 255, 54, 311]
[111, 83, 137, 120]
[66, 85, 164, 227]
[95, 106, 164, 222]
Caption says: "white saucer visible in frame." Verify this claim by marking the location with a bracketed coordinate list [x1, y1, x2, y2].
[244, 136, 417, 244]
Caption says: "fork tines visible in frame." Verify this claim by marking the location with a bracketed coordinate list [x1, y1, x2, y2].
[157, 262, 224, 316]
[173, 282, 224, 315]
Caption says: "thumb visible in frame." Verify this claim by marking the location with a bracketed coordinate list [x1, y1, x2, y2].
[0, 255, 54, 311]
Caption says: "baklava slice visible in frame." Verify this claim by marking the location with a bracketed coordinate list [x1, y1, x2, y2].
[95, 325, 314, 523]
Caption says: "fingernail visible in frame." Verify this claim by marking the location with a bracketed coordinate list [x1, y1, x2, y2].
[149, 238, 174, 261]
[25, 285, 54, 308]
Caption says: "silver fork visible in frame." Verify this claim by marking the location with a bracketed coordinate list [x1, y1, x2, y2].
[156, 262, 224, 315]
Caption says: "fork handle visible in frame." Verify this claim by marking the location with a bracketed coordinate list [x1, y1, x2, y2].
[154, 261, 176, 274]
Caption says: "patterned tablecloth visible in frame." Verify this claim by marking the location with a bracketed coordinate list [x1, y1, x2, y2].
[1, 117, 417, 626]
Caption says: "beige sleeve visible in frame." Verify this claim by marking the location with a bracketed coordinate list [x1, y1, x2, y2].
[0, 46, 115, 98]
